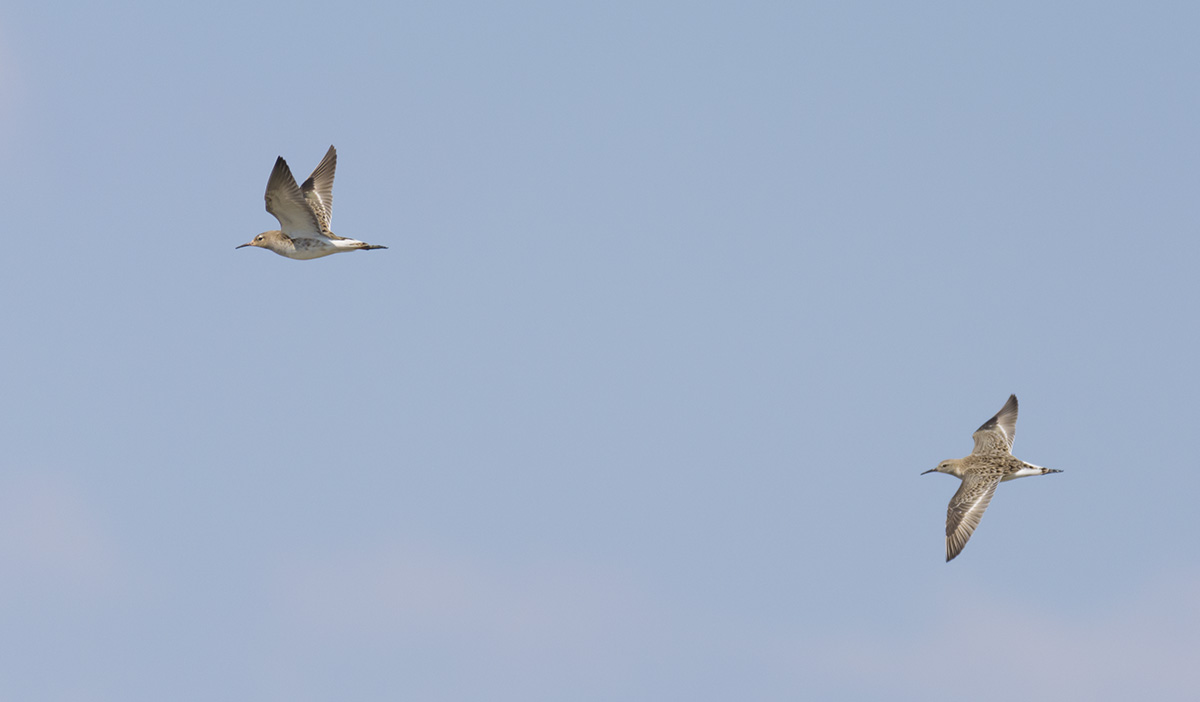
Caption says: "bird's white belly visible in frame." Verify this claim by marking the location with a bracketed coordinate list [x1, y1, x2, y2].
[287, 237, 340, 259]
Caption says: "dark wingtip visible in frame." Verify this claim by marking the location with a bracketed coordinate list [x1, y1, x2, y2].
[975, 394, 1018, 433]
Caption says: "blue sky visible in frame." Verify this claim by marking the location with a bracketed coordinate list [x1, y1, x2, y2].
[2, 1, 1199, 700]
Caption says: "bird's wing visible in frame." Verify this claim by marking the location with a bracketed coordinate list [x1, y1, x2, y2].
[971, 394, 1018, 455]
[300, 145, 337, 231]
[945, 472, 1001, 561]
[264, 156, 324, 239]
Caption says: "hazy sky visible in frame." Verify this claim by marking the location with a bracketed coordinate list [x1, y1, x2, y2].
[2, 2, 1199, 700]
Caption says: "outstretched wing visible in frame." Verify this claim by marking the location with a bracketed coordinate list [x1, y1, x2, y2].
[945, 472, 1001, 561]
[300, 145, 337, 231]
[264, 156, 323, 239]
[971, 394, 1018, 455]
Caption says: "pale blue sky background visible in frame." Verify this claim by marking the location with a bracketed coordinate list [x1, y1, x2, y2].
[2, 1, 1199, 700]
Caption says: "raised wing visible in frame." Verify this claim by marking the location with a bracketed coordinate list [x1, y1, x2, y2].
[945, 472, 1001, 561]
[300, 145, 337, 231]
[971, 394, 1018, 455]
[265, 156, 324, 239]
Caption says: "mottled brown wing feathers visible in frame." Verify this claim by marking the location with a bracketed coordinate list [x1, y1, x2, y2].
[945, 472, 1001, 561]
[300, 145, 337, 231]
[971, 394, 1018, 455]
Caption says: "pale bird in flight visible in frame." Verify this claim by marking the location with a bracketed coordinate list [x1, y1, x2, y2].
[922, 395, 1062, 561]
[238, 145, 387, 259]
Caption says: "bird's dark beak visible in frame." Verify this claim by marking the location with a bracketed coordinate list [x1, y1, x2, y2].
[236, 243, 251, 249]
[920, 468, 936, 475]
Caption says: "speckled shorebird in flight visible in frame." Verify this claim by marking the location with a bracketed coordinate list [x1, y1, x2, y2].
[922, 395, 1062, 562]
[237, 145, 387, 259]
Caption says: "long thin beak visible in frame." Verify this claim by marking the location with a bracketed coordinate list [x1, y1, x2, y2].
[235, 243, 251, 249]
[920, 468, 936, 475]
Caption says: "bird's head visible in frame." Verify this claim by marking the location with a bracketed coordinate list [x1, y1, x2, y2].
[237, 231, 280, 251]
[922, 459, 962, 477]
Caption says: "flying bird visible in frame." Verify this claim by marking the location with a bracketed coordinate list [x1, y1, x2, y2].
[922, 395, 1062, 561]
[238, 145, 387, 259]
